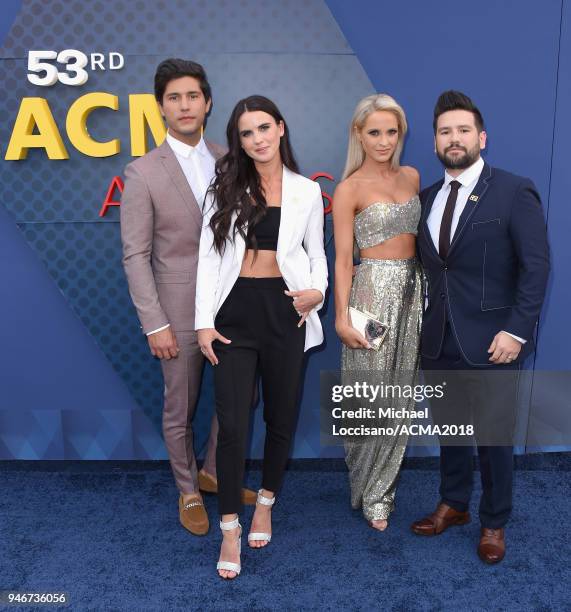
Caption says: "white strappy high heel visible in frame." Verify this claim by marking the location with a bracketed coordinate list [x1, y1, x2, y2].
[248, 489, 275, 547]
[217, 517, 242, 578]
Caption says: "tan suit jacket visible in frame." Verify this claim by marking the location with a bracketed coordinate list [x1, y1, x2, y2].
[120, 139, 226, 333]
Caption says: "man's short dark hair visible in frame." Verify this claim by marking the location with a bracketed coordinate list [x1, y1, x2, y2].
[433, 90, 484, 133]
[154, 58, 212, 104]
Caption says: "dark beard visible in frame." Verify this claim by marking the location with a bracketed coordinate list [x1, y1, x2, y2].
[437, 144, 480, 170]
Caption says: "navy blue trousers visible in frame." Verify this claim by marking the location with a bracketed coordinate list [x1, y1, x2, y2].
[422, 324, 519, 529]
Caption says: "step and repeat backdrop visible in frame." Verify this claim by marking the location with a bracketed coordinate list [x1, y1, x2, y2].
[1, 0, 569, 459]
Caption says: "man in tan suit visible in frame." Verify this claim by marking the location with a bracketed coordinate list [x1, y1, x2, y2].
[121, 58, 255, 536]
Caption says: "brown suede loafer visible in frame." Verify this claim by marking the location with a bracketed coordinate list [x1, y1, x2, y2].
[198, 470, 257, 505]
[478, 527, 505, 564]
[179, 495, 209, 536]
[411, 502, 471, 536]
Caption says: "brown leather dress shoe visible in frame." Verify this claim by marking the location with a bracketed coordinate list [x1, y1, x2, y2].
[478, 527, 505, 564]
[198, 470, 257, 505]
[411, 502, 471, 536]
[179, 495, 209, 536]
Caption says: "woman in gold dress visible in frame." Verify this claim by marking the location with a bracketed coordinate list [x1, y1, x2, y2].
[333, 94, 423, 530]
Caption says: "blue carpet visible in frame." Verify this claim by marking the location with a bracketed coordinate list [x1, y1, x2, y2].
[1, 463, 569, 611]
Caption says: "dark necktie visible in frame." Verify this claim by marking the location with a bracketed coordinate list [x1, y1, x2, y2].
[438, 180, 461, 258]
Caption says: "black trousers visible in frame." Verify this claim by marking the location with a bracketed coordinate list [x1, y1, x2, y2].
[422, 324, 519, 529]
[213, 277, 306, 515]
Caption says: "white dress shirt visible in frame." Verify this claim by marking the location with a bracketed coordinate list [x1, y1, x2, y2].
[427, 156, 525, 344]
[427, 156, 485, 248]
[166, 131, 216, 206]
[147, 132, 216, 336]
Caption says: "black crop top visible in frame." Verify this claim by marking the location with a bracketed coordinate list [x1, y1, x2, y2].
[246, 206, 281, 251]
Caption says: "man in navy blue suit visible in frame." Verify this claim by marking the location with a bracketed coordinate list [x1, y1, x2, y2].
[411, 91, 550, 564]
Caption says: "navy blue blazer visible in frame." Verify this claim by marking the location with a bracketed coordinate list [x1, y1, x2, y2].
[417, 162, 550, 366]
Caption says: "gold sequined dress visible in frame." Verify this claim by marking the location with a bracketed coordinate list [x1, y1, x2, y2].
[342, 196, 423, 521]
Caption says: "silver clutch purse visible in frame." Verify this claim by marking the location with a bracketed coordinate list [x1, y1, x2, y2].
[348, 307, 389, 351]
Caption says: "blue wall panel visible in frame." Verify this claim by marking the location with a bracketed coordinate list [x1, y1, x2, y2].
[0, 204, 165, 458]
[534, 0, 570, 369]
[0, 0, 568, 458]
[326, 0, 560, 199]
[326, 0, 566, 453]
[0, 0, 372, 459]
[528, 1, 571, 449]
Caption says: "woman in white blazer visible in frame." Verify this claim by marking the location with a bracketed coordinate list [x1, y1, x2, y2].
[195, 95, 327, 579]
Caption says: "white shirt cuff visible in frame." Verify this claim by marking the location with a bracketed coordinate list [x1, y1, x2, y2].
[502, 330, 526, 344]
[146, 323, 170, 336]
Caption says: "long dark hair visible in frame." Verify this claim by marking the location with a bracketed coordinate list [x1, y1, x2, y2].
[207, 95, 299, 254]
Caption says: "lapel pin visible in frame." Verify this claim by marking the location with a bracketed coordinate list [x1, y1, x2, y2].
[469, 195, 479, 202]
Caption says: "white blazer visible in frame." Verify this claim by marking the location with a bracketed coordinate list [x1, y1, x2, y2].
[195, 166, 328, 352]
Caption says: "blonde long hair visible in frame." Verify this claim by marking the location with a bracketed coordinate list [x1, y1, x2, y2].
[341, 94, 408, 180]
